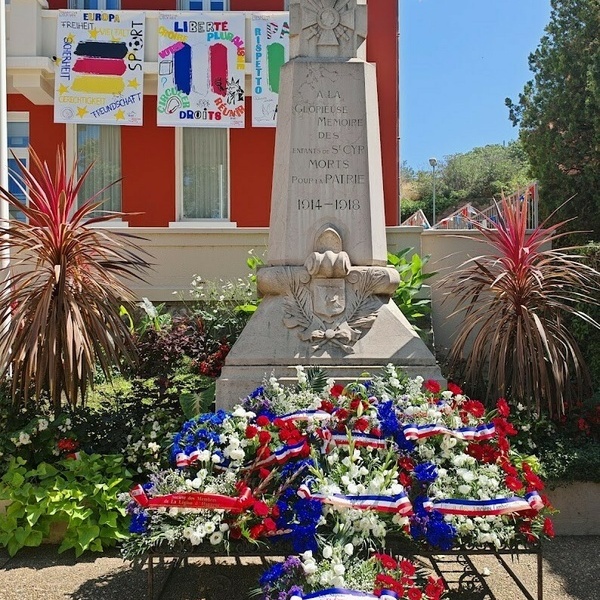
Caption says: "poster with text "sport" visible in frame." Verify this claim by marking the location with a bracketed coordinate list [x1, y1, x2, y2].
[54, 10, 145, 126]
[157, 12, 246, 128]
[251, 13, 289, 127]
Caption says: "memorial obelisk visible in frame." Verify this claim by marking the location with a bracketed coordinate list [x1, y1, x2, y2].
[216, 0, 443, 408]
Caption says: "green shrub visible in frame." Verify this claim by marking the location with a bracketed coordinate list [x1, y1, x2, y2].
[0, 453, 133, 557]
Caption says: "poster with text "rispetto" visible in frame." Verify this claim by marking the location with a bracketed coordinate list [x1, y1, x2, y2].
[251, 13, 289, 127]
[157, 12, 246, 128]
[54, 10, 145, 126]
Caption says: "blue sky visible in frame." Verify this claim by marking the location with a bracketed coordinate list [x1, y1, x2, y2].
[400, 0, 552, 170]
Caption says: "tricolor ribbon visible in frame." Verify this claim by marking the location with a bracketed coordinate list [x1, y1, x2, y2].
[298, 485, 412, 515]
[329, 431, 387, 449]
[402, 422, 496, 441]
[428, 491, 543, 516]
[291, 589, 380, 600]
[252, 440, 308, 469]
[278, 410, 332, 423]
[130, 484, 254, 513]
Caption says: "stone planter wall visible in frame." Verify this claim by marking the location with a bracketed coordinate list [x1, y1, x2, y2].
[547, 482, 600, 535]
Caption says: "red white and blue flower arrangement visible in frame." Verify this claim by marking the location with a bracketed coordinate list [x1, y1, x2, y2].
[122, 365, 555, 600]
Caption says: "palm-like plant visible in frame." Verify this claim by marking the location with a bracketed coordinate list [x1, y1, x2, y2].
[441, 196, 600, 418]
[0, 147, 149, 412]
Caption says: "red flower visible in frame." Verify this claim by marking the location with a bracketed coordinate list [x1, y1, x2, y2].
[505, 475, 524, 492]
[258, 430, 272, 446]
[493, 417, 517, 437]
[263, 517, 277, 532]
[252, 501, 270, 518]
[424, 379, 441, 394]
[407, 588, 422, 600]
[399, 558, 416, 576]
[245, 425, 258, 439]
[229, 526, 242, 540]
[259, 468, 271, 480]
[398, 456, 415, 471]
[330, 383, 345, 397]
[256, 415, 270, 427]
[447, 382, 463, 395]
[320, 399, 335, 413]
[336, 408, 349, 421]
[463, 399, 485, 418]
[425, 577, 445, 600]
[399, 472, 413, 488]
[374, 553, 398, 570]
[496, 397, 510, 417]
[522, 464, 545, 491]
[57, 438, 79, 452]
[370, 427, 382, 437]
[543, 518, 555, 538]
[375, 574, 397, 588]
[249, 523, 265, 539]
[355, 417, 369, 432]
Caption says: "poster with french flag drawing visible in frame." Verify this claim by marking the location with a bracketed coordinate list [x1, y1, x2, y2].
[54, 10, 145, 126]
[251, 13, 289, 127]
[157, 12, 246, 128]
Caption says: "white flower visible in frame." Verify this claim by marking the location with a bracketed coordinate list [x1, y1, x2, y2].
[189, 532, 203, 545]
[148, 442, 161, 454]
[343, 542, 354, 556]
[209, 531, 223, 545]
[18, 432, 31, 445]
[37, 419, 49, 431]
[333, 563, 345, 576]
[322, 545, 333, 559]
[211, 454, 222, 464]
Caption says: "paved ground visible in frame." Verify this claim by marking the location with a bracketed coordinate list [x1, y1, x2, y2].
[0, 537, 598, 600]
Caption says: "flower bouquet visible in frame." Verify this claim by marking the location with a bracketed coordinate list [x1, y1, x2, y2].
[258, 545, 446, 600]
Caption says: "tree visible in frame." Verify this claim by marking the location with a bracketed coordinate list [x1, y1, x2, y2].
[506, 0, 600, 243]
[400, 143, 531, 223]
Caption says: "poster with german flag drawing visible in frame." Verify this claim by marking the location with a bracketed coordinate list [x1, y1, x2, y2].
[251, 13, 289, 127]
[54, 10, 145, 126]
[157, 12, 246, 128]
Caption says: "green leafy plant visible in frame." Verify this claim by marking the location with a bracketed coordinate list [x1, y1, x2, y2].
[441, 197, 600, 417]
[0, 147, 150, 412]
[387, 248, 434, 329]
[0, 453, 133, 557]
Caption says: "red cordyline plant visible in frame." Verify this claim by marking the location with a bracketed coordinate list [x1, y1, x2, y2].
[0, 146, 149, 412]
[441, 196, 600, 418]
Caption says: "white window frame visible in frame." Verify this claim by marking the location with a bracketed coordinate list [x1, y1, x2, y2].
[68, 0, 122, 9]
[66, 123, 126, 227]
[7, 112, 30, 221]
[171, 127, 235, 228]
[176, 0, 231, 10]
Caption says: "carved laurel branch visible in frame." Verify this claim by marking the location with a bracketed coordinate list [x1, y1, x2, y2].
[343, 269, 387, 330]
[282, 269, 325, 341]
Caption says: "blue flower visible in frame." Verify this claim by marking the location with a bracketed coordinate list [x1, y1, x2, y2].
[414, 462, 438, 483]
[129, 511, 148, 534]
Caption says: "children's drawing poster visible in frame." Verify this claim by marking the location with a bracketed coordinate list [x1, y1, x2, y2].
[157, 12, 246, 128]
[251, 13, 289, 127]
[54, 10, 145, 126]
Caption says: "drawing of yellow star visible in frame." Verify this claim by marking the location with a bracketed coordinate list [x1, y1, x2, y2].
[90, 30, 99, 39]
[77, 106, 88, 118]
[127, 78, 140, 89]
[58, 84, 69, 95]
[65, 34, 75, 44]
[114, 109, 126, 121]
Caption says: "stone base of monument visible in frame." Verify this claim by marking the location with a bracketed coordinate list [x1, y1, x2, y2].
[216, 296, 444, 409]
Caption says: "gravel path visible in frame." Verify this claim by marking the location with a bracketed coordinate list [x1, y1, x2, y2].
[0, 537, 597, 600]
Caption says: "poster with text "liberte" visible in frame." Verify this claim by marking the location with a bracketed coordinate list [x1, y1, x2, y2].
[157, 12, 246, 128]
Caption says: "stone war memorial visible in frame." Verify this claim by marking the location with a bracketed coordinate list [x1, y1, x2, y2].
[216, 0, 443, 408]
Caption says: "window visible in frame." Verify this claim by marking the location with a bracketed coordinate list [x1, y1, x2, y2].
[6, 113, 29, 222]
[178, 128, 229, 221]
[177, 1, 229, 10]
[75, 125, 122, 214]
[68, 0, 121, 9]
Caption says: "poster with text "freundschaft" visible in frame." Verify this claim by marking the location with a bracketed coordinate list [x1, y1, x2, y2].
[157, 12, 246, 128]
[54, 10, 145, 126]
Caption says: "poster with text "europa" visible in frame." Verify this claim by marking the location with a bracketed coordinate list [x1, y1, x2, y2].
[54, 10, 145, 126]
[251, 13, 289, 127]
[157, 12, 246, 128]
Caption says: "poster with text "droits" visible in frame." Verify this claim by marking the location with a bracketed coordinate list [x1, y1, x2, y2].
[251, 13, 289, 127]
[157, 12, 246, 128]
[54, 10, 145, 126]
